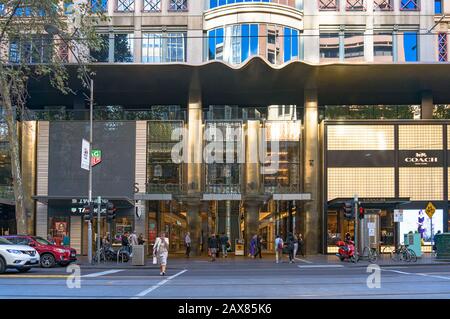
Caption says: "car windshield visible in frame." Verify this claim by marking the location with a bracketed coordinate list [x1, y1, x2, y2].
[0, 237, 13, 245]
[34, 237, 53, 245]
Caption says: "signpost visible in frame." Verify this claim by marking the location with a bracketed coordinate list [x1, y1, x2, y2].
[91, 149, 102, 167]
[425, 202, 436, 246]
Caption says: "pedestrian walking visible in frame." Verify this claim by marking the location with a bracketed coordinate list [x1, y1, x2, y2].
[275, 234, 283, 263]
[185, 232, 191, 258]
[293, 233, 298, 259]
[249, 235, 257, 258]
[121, 231, 130, 254]
[287, 232, 295, 263]
[297, 233, 305, 257]
[153, 232, 169, 276]
[138, 233, 146, 245]
[62, 234, 70, 247]
[255, 235, 262, 259]
[220, 232, 229, 258]
[208, 233, 219, 262]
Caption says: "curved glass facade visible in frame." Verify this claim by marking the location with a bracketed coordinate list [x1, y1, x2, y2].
[207, 24, 300, 64]
[209, 0, 296, 9]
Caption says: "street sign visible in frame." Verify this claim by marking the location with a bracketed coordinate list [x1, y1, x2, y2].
[394, 209, 403, 222]
[81, 139, 90, 171]
[425, 202, 436, 219]
[91, 149, 102, 167]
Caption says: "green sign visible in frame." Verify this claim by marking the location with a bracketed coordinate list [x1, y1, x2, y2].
[91, 149, 102, 166]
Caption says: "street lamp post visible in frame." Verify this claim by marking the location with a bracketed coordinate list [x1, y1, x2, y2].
[44, 24, 95, 264]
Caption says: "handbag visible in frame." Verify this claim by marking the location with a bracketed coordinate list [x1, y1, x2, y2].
[152, 256, 157, 265]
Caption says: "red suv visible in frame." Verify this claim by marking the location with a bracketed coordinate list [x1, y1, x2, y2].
[2, 235, 77, 268]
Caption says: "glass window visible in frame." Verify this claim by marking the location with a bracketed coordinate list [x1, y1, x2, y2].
[374, 33, 393, 62]
[400, 0, 419, 10]
[346, 0, 365, 11]
[320, 33, 340, 61]
[91, 0, 108, 12]
[318, 0, 339, 10]
[398, 32, 418, 62]
[435, 0, 442, 14]
[114, 34, 134, 62]
[283, 28, 299, 62]
[374, 0, 393, 10]
[169, 0, 188, 11]
[344, 32, 364, 61]
[90, 34, 109, 62]
[142, 33, 186, 63]
[439, 33, 448, 62]
[143, 0, 161, 11]
[117, 0, 134, 11]
[9, 36, 53, 64]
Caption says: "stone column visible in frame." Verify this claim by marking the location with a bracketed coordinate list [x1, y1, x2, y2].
[244, 199, 260, 255]
[421, 91, 434, 119]
[303, 89, 321, 255]
[186, 198, 202, 256]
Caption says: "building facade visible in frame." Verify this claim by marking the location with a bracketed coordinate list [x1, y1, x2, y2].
[2, 0, 450, 255]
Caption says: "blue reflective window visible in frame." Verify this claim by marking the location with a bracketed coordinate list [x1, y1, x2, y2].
[0, 4, 4, 16]
[208, 29, 216, 60]
[211, 0, 271, 9]
[284, 27, 292, 62]
[250, 24, 258, 56]
[403, 32, 418, 61]
[241, 24, 250, 62]
[210, 0, 218, 8]
[435, 0, 442, 14]
[91, 0, 108, 12]
[292, 29, 299, 58]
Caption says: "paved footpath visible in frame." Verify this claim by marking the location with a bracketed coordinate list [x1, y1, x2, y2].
[0, 253, 449, 299]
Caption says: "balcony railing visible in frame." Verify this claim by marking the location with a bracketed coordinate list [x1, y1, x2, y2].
[374, 0, 393, 10]
[319, 0, 339, 11]
[346, 0, 365, 11]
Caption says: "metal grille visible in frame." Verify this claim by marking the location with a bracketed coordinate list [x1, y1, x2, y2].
[400, 0, 419, 10]
[318, 0, 339, 10]
[374, 0, 392, 10]
[346, 0, 364, 10]
[439, 33, 448, 62]
[143, 0, 161, 11]
[117, 0, 134, 11]
[169, 0, 188, 11]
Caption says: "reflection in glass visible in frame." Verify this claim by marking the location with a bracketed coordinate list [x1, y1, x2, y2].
[320, 33, 340, 61]
[142, 33, 186, 63]
[398, 32, 418, 62]
[374, 33, 393, 62]
[344, 33, 364, 61]
[114, 34, 134, 62]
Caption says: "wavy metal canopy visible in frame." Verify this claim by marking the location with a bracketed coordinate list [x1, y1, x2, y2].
[27, 57, 450, 107]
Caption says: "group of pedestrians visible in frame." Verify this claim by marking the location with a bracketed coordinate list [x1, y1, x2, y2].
[275, 232, 304, 264]
[120, 231, 146, 255]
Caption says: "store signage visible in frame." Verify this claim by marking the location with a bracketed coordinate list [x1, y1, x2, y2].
[81, 139, 90, 171]
[394, 209, 404, 222]
[91, 149, 102, 167]
[400, 151, 442, 167]
[70, 198, 108, 214]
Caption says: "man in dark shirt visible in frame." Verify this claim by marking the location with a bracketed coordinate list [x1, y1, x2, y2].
[220, 233, 229, 258]
[121, 232, 130, 253]
[208, 233, 219, 262]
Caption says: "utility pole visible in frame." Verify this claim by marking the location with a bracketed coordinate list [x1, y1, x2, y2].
[88, 79, 94, 264]
[354, 194, 358, 260]
[96, 196, 101, 263]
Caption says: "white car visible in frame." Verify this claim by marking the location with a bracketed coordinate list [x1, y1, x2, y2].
[0, 237, 40, 273]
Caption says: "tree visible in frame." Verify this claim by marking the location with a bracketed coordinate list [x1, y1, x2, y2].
[0, 0, 107, 234]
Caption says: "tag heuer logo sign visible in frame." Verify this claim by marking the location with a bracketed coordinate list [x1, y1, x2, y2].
[91, 150, 102, 167]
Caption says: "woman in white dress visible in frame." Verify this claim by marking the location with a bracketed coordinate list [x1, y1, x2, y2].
[153, 232, 169, 276]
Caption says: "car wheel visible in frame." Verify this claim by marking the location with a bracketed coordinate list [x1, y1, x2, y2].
[41, 253, 56, 268]
[0, 257, 5, 274]
[17, 268, 31, 273]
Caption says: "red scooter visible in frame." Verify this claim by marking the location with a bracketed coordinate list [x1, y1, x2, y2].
[336, 240, 357, 263]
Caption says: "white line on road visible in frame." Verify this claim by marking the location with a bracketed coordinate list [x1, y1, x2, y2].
[294, 258, 313, 264]
[383, 269, 450, 280]
[133, 269, 188, 298]
[82, 270, 125, 278]
[298, 265, 344, 268]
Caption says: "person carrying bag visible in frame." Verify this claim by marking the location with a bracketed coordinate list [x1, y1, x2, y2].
[153, 232, 169, 276]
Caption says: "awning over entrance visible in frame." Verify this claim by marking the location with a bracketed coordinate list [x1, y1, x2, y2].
[327, 197, 411, 209]
[32, 195, 135, 208]
[26, 58, 450, 107]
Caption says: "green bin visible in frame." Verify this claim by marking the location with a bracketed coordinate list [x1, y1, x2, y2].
[435, 233, 450, 260]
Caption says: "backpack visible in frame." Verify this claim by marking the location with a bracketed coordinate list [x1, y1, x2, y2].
[277, 239, 283, 250]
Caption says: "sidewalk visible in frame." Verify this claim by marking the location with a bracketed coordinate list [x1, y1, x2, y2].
[74, 252, 450, 269]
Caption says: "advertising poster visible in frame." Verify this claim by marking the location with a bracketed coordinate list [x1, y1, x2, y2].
[399, 209, 443, 243]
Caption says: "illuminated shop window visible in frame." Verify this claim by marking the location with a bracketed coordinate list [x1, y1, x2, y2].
[327, 125, 395, 150]
[438, 33, 448, 62]
[346, 0, 365, 11]
[398, 125, 443, 150]
[328, 168, 395, 201]
[400, 167, 443, 201]
[400, 0, 419, 11]
[374, 0, 393, 10]
[319, 0, 339, 11]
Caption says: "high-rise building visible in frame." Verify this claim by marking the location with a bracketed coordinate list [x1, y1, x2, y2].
[1, 0, 450, 255]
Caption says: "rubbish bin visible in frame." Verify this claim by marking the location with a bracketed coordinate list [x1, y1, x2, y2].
[435, 233, 450, 260]
[131, 245, 145, 266]
[403, 232, 422, 257]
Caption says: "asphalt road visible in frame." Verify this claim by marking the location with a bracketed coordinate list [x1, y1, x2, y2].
[1, 258, 450, 299]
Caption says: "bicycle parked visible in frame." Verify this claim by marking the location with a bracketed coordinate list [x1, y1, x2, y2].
[390, 245, 417, 262]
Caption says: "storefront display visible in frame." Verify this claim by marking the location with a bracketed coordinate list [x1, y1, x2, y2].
[400, 209, 443, 244]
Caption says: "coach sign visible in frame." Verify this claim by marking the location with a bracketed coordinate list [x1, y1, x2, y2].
[399, 151, 443, 167]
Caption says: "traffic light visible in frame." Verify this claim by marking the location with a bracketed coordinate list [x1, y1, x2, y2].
[106, 202, 116, 221]
[83, 202, 94, 221]
[343, 202, 354, 220]
[358, 206, 365, 220]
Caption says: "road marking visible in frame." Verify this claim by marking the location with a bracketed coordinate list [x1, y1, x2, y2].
[0, 275, 70, 279]
[383, 269, 450, 280]
[294, 258, 313, 264]
[133, 269, 188, 298]
[383, 269, 411, 275]
[298, 265, 344, 268]
[82, 270, 124, 278]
